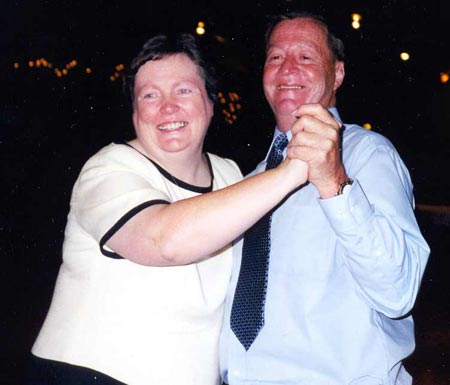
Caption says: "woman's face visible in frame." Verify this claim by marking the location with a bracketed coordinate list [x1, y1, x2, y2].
[132, 54, 213, 159]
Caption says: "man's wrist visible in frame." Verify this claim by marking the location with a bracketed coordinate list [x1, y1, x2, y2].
[336, 178, 354, 196]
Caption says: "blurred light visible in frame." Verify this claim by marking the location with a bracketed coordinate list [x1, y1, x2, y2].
[215, 35, 225, 44]
[110, 75, 115, 81]
[363, 123, 372, 130]
[351, 13, 362, 29]
[62, 68, 68, 75]
[229, 92, 239, 101]
[196, 26, 205, 35]
[13, 62, 20, 69]
[196, 21, 205, 35]
[36, 59, 42, 68]
[351, 21, 360, 29]
[86, 67, 92, 74]
[28, 60, 34, 68]
[400, 52, 410, 61]
[441, 72, 450, 84]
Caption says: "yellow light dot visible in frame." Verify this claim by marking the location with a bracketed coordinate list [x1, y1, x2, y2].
[441, 73, 449, 83]
[110, 75, 115, 81]
[197, 21, 205, 28]
[351, 21, 360, 29]
[218, 92, 223, 98]
[28, 61, 34, 68]
[36, 59, 41, 67]
[13, 62, 20, 69]
[400, 52, 410, 61]
[86, 67, 92, 74]
[62, 68, 68, 75]
[352, 13, 362, 22]
[196, 27, 205, 35]
[220, 97, 226, 104]
[363, 123, 372, 130]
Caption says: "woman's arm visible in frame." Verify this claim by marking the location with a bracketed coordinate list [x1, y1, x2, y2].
[106, 158, 307, 266]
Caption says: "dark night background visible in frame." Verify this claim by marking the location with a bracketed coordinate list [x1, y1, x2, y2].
[1, 0, 449, 384]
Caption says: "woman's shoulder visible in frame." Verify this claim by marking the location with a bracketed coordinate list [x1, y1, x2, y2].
[82, 143, 150, 172]
[206, 153, 243, 181]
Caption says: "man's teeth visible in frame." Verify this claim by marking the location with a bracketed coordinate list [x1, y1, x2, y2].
[158, 121, 187, 131]
[277, 85, 305, 90]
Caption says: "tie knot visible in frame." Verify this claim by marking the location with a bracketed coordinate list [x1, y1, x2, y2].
[266, 133, 288, 170]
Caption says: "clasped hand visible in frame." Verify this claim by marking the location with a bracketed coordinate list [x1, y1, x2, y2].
[287, 103, 347, 198]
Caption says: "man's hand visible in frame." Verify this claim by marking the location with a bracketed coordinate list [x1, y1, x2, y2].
[287, 103, 347, 198]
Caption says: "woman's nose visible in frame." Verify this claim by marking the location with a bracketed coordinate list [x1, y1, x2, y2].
[160, 99, 180, 114]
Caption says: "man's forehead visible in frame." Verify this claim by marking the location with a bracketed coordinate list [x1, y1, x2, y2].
[267, 20, 327, 51]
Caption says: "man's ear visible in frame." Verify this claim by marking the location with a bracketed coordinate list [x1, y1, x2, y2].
[333, 61, 345, 91]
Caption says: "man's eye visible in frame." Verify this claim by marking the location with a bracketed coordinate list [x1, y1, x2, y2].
[269, 55, 282, 61]
[178, 88, 192, 95]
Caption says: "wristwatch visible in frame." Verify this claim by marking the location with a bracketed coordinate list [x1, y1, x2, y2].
[336, 178, 354, 195]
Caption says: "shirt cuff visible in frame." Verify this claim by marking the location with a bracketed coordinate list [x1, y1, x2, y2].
[318, 179, 374, 233]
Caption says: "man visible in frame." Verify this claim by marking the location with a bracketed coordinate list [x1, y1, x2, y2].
[220, 12, 430, 385]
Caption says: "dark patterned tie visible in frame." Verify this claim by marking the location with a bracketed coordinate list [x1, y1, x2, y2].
[230, 133, 288, 350]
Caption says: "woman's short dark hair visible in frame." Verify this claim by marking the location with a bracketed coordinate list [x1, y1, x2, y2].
[127, 33, 217, 106]
[264, 11, 345, 62]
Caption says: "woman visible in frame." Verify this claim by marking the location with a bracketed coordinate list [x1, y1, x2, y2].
[26, 33, 307, 385]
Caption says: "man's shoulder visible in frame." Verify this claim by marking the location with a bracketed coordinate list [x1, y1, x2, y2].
[343, 123, 394, 149]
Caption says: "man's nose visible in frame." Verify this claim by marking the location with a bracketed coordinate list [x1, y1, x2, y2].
[280, 55, 298, 75]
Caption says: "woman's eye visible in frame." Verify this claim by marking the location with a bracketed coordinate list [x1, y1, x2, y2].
[178, 88, 192, 95]
[143, 92, 157, 99]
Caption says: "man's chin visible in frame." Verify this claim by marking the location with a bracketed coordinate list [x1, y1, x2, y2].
[274, 99, 302, 114]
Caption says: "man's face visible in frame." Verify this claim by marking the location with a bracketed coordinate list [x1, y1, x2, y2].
[263, 18, 344, 132]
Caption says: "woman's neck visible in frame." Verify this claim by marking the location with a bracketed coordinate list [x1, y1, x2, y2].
[128, 139, 211, 187]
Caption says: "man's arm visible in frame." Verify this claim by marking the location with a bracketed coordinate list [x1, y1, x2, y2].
[287, 103, 429, 318]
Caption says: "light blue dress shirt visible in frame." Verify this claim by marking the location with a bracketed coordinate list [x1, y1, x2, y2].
[220, 108, 430, 385]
